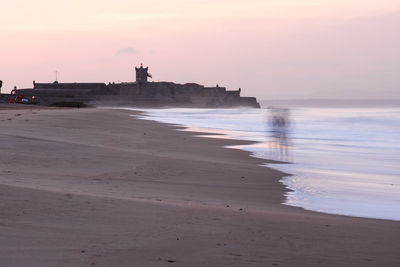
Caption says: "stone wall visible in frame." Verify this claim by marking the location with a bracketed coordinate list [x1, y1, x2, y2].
[14, 80, 260, 108]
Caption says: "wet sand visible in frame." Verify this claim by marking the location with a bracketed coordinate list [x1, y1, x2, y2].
[0, 107, 399, 266]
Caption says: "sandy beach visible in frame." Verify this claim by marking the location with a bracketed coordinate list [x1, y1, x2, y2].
[0, 106, 399, 267]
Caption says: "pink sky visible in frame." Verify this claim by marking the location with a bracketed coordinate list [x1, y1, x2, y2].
[1, 0, 399, 99]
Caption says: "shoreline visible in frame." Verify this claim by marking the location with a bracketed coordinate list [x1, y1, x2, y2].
[132, 107, 400, 222]
[1, 107, 399, 266]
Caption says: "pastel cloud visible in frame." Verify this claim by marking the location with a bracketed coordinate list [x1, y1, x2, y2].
[115, 47, 137, 56]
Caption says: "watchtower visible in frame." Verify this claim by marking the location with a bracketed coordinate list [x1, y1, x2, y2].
[135, 64, 149, 83]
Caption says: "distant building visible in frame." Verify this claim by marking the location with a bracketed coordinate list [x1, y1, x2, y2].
[10, 65, 260, 108]
[135, 64, 149, 83]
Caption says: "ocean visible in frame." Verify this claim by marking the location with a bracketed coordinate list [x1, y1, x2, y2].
[118, 107, 400, 221]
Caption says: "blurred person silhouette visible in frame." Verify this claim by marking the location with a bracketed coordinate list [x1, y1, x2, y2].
[268, 107, 292, 162]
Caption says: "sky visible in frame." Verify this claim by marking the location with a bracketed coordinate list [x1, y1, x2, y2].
[1, 0, 399, 99]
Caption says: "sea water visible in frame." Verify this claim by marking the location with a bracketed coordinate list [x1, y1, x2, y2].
[120, 107, 400, 221]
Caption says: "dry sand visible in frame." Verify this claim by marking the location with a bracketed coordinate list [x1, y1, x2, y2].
[0, 106, 399, 266]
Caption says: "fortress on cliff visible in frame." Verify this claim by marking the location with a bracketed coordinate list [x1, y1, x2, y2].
[12, 65, 260, 108]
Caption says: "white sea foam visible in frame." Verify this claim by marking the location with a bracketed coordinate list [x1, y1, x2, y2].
[118, 107, 400, 221]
